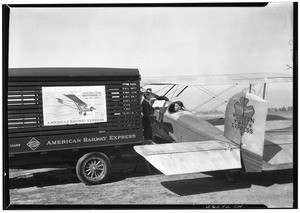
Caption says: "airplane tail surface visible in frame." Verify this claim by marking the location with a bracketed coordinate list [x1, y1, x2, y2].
[224, 91, 268, 172]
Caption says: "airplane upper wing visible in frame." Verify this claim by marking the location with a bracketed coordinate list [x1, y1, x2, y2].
[134, 141, 241, 175]
[141, 72, 292, 87]
[64, 94, 87, 106]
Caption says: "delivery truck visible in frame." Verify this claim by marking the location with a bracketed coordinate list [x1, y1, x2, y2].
[7, 67, 149, 185]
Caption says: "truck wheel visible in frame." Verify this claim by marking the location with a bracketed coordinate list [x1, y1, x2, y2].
[76, 152, 111, 185]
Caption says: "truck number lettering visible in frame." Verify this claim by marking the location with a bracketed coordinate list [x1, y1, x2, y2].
[10, 144, 21, 148]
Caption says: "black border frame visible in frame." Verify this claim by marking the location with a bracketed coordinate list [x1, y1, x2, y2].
[2, 2, 298, 210]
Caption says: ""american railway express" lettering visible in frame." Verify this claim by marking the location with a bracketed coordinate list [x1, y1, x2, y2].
[47, 138, 82, 145]
[46, 134, 137, 146]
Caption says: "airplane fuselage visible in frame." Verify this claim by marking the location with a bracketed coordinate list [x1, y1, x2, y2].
[152, 101, 235, 146]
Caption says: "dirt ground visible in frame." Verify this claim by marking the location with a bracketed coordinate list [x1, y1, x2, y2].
[7, 111, 295, 209]
[7, 154, 294, 208]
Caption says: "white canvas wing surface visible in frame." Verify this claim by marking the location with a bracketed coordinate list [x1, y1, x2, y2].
[134, 141, 241, 175]
[142, 72, 292, 87]
[215, 120, 292, 132]
[262, 129, 293, 170]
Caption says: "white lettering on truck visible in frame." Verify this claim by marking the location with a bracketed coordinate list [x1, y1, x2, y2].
[109, 134, 136, 140]
[47, 138, 81, 146]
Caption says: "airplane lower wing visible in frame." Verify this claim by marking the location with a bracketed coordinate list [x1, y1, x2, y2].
[215, 120, 292, 132]
[134, 141, 241, 176]
[208, 114, 292, 132]
[262, 129, 293, 171]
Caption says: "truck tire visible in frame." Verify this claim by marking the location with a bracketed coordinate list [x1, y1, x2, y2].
[76, 152, 111, 185]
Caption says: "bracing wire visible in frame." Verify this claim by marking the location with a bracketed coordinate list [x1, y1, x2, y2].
[169, 85, 184, 101]
[257, 83, 264, 96]
[153, 85, 170, 95]
[196, 85, 228, 103]
[192, 84, 236, 111]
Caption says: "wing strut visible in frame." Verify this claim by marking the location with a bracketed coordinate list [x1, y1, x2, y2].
[176, 86, 188, 97]
[163, 85, 176, 96]
[263, 83, 267, 99]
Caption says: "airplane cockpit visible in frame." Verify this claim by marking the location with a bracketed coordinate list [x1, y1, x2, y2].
[151, 99, 169, 121]
[151, 98, 187, 122]
[168, 101, 185, 113]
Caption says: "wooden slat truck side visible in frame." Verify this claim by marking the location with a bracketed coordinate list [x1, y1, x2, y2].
[7, 67, 148, 185]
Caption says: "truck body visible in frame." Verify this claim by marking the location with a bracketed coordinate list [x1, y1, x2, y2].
[7, 67, 147, 184]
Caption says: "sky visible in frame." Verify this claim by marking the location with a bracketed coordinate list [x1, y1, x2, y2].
[8, 3, 294, 110]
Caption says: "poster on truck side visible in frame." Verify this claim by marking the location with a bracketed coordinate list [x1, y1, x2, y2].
[42, 86, 107, 126]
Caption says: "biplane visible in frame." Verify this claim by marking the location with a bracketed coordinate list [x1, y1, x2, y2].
[134, 72, 293, 177]
[56, 94, 96, 116]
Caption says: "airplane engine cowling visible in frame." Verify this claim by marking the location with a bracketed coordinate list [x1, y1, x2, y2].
[224, 91, 268, 172]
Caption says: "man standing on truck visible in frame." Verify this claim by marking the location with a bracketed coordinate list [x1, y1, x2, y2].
[141, 89, 154, 140]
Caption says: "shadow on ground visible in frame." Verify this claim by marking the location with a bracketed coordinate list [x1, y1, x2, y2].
[161, 169, 293, 196]
[9, 155, 156, 189]
[9, 169, 80, 189]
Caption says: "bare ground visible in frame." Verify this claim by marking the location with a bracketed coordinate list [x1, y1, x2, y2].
[7, 111, 295, 208]
[8, 154, 294, 208]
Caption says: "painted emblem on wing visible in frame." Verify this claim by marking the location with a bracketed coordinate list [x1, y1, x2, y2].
[233, 97, 255, 136]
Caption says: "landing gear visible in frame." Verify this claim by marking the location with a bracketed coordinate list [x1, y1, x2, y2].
[76, 152, 111, 185]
